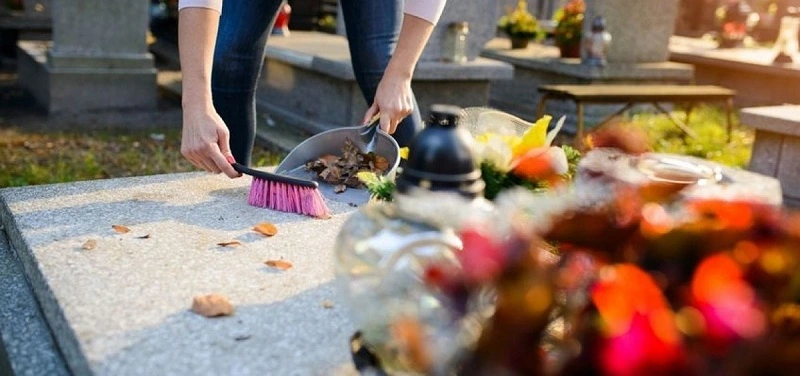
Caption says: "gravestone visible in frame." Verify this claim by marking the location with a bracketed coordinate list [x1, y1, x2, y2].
[584, 0, 680, 63]
[17, 0, 157, 114]
[0, 172, 360, 375]
[741, 105, 800, 208]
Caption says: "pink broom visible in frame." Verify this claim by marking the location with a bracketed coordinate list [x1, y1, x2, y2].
[232, 163, 330, 218]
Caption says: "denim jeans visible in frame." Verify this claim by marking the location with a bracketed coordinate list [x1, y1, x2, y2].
[212, 0, 423, 165]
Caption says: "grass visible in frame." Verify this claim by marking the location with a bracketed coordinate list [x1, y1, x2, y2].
[0, 106, 753, 189]
[0, 127, 282, 188]
[625, 105, 754, 169]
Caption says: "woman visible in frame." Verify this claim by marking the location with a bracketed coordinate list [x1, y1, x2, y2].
[177, 0, 447, 178]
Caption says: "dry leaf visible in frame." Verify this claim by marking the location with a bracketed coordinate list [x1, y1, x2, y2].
[112, 224, 130, 234]
[265, 259, 293, 270]
[136, 234, 151, 239]
[253, 222, 278, 237]
[82, 239, 97, 250]
[217, 240, 243, 247]
[334, 184, 347, 194]
[191, 294, 234, 318]
[322, 300, 335, 309]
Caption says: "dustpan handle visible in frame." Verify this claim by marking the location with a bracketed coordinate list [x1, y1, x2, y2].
[232, 163, 319, 189]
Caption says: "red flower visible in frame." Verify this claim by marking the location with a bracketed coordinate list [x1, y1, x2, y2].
[592, 265, 685, 376]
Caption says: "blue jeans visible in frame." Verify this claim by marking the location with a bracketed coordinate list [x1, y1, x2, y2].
[211, 0, 423, 166]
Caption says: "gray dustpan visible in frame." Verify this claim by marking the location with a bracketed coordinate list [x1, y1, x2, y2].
[275, 124, 401, 206]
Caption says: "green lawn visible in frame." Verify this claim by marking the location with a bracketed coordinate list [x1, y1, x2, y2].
[0, 127, 281, 188]
[625, 105, 753, 169]
[0, 106, 753, 188]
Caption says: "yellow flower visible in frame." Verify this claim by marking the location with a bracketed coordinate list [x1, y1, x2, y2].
[512, 115, 552, 157]
[399, 147, 409, 159]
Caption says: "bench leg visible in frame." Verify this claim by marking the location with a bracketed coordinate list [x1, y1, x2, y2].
[725, 98, 735, 143]
[684, 103, 695, 125]
[576, 102, 585, 146]
[536, 94, 550, 119]
[652, 102, 698, 139]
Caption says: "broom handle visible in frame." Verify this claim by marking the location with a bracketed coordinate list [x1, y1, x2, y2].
[231, 163, 319, 189]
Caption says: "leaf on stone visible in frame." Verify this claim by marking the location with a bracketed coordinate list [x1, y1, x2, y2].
[136, 234, 151, 239]
[112, 224, 130, 234]
[265, 259, 293, 270]
[253, 222, 278, 237]
[82, 239, 97, 250]
[322, 300, 335, 309]
[217, 240, 243, 247]
[191, 294, 234, 318]
[334, 184, 347, 194]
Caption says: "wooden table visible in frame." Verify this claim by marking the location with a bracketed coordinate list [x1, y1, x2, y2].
[536, 84, 737, 142]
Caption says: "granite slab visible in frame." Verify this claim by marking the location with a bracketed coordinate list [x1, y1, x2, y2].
[741, 106, 800, 137]
[0, 172, 361, 375]
[0, 227, 69, 376]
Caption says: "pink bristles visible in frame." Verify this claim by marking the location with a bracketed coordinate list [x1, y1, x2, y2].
[247, 177, 331, 218]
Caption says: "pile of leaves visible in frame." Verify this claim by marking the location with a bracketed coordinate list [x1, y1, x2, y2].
[305, 139, 389, 193]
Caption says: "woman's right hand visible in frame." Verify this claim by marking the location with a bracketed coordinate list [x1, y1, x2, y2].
[180, 106, 241, 179]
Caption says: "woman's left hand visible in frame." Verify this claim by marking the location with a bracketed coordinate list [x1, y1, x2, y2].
[362, 70, 414, 134]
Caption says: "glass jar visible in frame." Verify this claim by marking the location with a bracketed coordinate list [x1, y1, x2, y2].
[445, 22, 470, 64]
[334, 105, 494, 373]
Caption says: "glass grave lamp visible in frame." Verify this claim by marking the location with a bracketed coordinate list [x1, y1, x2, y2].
[333, 105, 494, 374]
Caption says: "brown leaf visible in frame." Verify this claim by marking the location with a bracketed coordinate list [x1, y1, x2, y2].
[264, 259, 293, 270]
[82, 239, 97, 250]
[253, 222, 278, 237]
[191, 294, 234, 317]
[334, 184, 347, 194]
[322, 300, 335, 309]
[217, 240, 243, 247]
[136, 234, 151, 239]
[112, 224, 130, 234]
[374, 155, 389, 172]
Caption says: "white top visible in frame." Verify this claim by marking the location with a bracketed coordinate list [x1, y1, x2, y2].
[178, 0, 447, 25]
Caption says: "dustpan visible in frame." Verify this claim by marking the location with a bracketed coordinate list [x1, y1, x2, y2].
[275, 124, 401, 206]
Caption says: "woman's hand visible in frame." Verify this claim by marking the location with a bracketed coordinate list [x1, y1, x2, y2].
[362, 70, 414, 134]
[181, 105, 240, 178]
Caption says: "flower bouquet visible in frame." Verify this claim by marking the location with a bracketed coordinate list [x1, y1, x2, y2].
[355, 142, 800, 375]
[553, 0, 585, 58]
[358, 109, 581, 202]
[497, 0, 541, 49]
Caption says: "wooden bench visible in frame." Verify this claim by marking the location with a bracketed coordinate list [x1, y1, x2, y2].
[536, 84, 737, 142]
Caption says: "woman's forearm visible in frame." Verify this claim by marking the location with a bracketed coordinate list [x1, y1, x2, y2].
[178, 8, 221, 111]
[385, 14, 436, 79]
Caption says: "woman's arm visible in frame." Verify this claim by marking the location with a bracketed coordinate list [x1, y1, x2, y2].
[177, 3, 239, 178]
[364, 0, 447, 134]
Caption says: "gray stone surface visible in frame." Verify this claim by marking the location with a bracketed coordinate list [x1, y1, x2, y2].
[0, 172, 363, 375]
[481, 38, 693, 133]
[18, 41, 157, 114]
[741, 106, 800, 137]
[0, 228, 69, 376]
[670, 37, 800, 107]
[742, 106, 800, 208]
[585, 0, 679, 63]
[16, 0, 157, 114]
[578, 149, 783, 207]
[259, 31, 512, 135]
